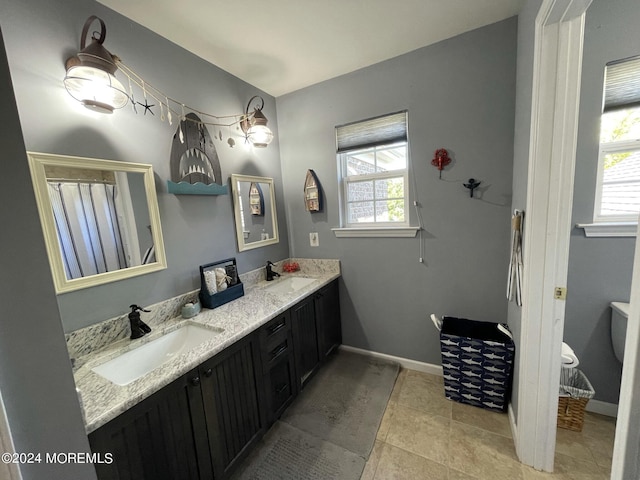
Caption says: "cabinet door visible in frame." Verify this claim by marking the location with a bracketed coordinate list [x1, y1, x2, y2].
[264, 335, 297, 425]
[315, 280, 342, 361]
[199, 334, 264, 479]
[89, 369, 213, 480]
[291, 296, 320, 390]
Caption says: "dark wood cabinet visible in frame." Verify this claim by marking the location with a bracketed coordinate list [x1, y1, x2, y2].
[199, 334, 264, 478]
[89, 279, 342, 480]
[291, 295, 321, 390]
[291, 279, 342, 390]
[89, 334, 263, 480]
[89, 368, 213, 480]
[315, 280, 342, 361]
[259, 312, 297, 427]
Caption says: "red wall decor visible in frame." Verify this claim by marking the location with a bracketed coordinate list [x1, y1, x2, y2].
[431, 148, 451, 179]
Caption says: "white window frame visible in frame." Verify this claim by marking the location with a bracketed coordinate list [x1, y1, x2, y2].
[333, 111, 418, 238]
[593, 138, 640, 224]
[579, 56, 640, 238]
[339, 143, 410, 228]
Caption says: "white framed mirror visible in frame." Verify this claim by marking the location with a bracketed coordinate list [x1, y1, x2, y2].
[231, 174, 279, 252]
[27, 152, 167, 293]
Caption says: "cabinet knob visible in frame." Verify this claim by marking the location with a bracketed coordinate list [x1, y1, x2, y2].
[204, 368, 213, 378]
[190, 376, 201, 386]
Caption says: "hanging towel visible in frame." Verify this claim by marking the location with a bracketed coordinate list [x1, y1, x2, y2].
[507, 210, 524, 306]
[561, 342, 580, 368]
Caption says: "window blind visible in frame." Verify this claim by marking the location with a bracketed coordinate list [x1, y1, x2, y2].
[336, 111, 407, 153]
[604, 55, 640, 112]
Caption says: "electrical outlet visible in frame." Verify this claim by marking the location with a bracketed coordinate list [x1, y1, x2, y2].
[310, 232, 319, 247]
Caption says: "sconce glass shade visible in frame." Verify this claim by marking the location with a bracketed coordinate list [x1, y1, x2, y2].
[64, 65, 128, 114]
[242, 102, 274, 148]
[246, 124, 274, 148]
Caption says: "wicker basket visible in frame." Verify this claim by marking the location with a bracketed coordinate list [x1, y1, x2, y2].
[557, 368, 595, 432]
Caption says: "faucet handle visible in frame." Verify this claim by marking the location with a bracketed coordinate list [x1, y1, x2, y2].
[129, 304, 151, 313]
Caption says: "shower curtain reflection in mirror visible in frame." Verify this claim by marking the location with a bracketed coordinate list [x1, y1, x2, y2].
[48, 181, 128, 280]
[46, 172, 153, 281]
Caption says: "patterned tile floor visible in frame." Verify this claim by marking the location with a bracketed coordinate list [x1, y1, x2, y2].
[362, 369, 616, 480]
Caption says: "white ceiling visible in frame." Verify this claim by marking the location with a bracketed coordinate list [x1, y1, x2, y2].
[98, 0, 523, 97]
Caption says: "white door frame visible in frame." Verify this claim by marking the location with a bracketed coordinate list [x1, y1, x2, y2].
[515, 0, 591, 472]
[0, 391, 21, 480]
[612, 221, 640, 478]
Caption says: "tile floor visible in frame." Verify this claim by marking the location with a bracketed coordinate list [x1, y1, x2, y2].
[362, 368, 616, 480]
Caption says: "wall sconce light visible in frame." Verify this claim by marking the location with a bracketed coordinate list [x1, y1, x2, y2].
[240, 96, 274, 148]
[63, 16, 274, 149]
[63, 16, 128, 114]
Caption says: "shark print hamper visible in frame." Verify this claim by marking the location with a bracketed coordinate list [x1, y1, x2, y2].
[438, 316, 515, 412]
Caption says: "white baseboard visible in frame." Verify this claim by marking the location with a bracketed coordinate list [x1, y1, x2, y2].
[338, 345, 443, 376]
[585, 399, 618, 418]
[338, 345, 619, 419]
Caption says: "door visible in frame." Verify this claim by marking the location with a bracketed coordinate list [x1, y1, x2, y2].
[291, 296, 320, 389]
[315, 280, 342, 361]
[89, 368, 212, 480]
[515, 0, 593, 472]
[199, 334, 264, 479]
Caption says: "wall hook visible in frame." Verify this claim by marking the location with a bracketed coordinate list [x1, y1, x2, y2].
[463, 178, 481, 198]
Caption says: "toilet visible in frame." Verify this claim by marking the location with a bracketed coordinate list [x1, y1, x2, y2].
[611, 301, 630, 363]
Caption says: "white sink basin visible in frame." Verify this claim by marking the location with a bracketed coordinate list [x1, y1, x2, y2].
[264, 276, 317, 294]
[92, 324, 223, 386]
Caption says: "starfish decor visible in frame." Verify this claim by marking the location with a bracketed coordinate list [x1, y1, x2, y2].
[137, 99, 155, 116]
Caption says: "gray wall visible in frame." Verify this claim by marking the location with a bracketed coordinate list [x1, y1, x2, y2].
[565, 0, 640, 404]
[0, 0, 289, 332]
[0, 26, 96, 480]
[507, 0, 544, 421]
[277, 18, 517, 364]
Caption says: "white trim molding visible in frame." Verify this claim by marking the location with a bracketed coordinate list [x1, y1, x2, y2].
[332, 226, 419, 238]
[576, 222, 638, 237]
[611, 213, 640, 479]
[338, 344, 443, 376]
[586, 399, 618, 418]
[516, 0, 592, 472]
[0, 392, 21, 480]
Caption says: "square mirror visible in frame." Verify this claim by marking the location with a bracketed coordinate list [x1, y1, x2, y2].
[28, 152, 167, 293]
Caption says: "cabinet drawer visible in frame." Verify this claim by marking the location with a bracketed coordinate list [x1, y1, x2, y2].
[262, 335, 293, 372]
[266, 356, 296, 422]
[261, 313, 290, 343]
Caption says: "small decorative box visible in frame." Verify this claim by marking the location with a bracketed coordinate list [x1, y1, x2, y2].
[198, 258, 244, 309]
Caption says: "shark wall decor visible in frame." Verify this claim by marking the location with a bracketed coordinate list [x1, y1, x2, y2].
[167, 113, 227, 195]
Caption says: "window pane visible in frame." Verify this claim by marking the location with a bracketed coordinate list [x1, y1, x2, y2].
[346, 151, 376, 175]
[348, 201, 375, 223]
[374, 177, 404, 200]
[600, 107, 640, 143]
[600, 151, 640, 217]
[347, 180, 374, 202]
[376, 144, 407, 172]
[375, 200, 405, 222]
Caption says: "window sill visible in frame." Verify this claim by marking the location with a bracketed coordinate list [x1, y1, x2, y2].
[576, 222, 638, 238]
[332, 226, 420, 238]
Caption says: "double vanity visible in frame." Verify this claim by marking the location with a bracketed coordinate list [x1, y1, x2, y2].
[27, 152, 340, 478]
[69, 259, 341, 480]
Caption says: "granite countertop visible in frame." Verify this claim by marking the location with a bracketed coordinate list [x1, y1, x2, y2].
[74, 264, 340, 434]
